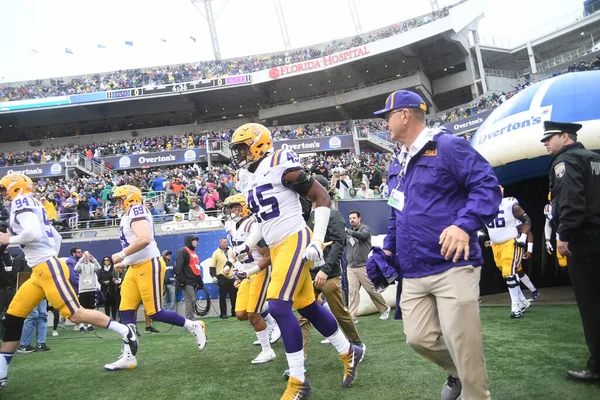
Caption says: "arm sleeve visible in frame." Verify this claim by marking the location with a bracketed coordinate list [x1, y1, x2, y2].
[555, 158, 586, 242]
[8, 212, 43, 245]
[93, 259, 101, 271]
[544, 218, 553, 240]
[52, 227, 62, 254]
[321, 212, 346, 276]
[447, 138, 502, 234]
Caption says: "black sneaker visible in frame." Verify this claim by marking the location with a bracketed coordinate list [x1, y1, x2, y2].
[17, 345, 36, 353]
[35, 343, 50, 351]
[124, 324, 139, 356]
[87, 326, 96, 333]
[145, 326, 160, 334]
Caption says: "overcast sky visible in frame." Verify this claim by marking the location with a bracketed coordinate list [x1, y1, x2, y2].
[0, 0, 586, 83]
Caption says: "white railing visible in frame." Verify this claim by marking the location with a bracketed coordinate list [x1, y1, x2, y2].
[65, 153, 120, 183]
[484, 68, 517, 79]
[517, 43, 598, 78]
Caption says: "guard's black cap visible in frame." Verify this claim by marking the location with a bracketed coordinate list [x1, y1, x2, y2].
[540, 120, 582, 142]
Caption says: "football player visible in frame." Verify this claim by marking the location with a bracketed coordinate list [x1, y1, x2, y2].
[231, 123, 362, 399]
[544, 193, 568, 269]
[0, 174, 137, 389]
[106, 185, 206, 371]
[223, 194, 277, 364]
[484, 188, 532, 318]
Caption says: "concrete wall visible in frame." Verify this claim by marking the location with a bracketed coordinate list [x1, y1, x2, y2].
[432, 70, 473, 94]
[485, 76, 519, 93]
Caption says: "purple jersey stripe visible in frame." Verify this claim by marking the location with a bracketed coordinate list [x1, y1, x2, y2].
[278, 229, 305, 300]
[46, 259, 76, 315]
[286, 227, 311, 297]
[253, 267, 271, 314]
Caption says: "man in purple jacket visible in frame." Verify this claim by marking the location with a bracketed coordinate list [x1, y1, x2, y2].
[374, 90, 501, 400]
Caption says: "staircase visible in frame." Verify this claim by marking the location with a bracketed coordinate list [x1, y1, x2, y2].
[65, 154, 121, 184]
[207, 139, 232, 159]
[355, 124, 397, 153]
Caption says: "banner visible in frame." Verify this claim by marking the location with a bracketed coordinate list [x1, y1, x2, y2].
[0, 162, 64, 179]
[99, 148, 208, 170]
[442, 109, 493, 135]
[273, 135, 354, 153]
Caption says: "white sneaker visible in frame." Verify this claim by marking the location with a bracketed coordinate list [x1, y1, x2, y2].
[359, 343, 366, 363]
[380, 306, 391, 320]
[104, 353, 137, 371]
[52, 330, 59, 337]
[188, 321, 207, 350]
[519, 299, 531, 312]
[269, 323, 281, 344]
[251, 349, 276, 364]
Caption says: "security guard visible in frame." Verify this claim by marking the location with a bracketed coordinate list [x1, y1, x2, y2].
[542, 120, 600, 383]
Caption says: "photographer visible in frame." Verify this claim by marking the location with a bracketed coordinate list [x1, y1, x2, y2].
[330, 169, 351, 200]
[74, 251, 101, 332]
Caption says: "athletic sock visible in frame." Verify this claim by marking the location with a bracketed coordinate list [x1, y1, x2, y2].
[520, 274, 537, 292]
[327, 328, 351, 354]
[286, 350, 305, 382]
[106, 319, 129, 337]
[0, 352, 14, 378]
[183, 319, 196, 330]
[256, 328, 272, 352]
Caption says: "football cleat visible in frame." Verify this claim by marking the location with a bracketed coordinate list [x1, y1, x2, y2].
[251, 349, 276, 364]
[519, 299, 531, 312]
[123, 324, 139, 356]
[104, 353, 137, 371]
[188, 321, 207, 350]
[530, 290, 540, 301]
[510, 310, 523, 319]
[0, 376, 6, 390]
[340, 344, 363, 388]
[270, 323, 281, 344]
[281, 376, 312, 400]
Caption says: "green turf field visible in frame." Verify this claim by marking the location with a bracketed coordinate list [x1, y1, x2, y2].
[4, 305, 599, 399]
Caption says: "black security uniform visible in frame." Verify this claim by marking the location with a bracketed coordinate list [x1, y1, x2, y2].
[549, 141, 600, 376]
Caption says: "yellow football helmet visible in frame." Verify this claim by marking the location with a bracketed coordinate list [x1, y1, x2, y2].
[112, 185, 143, 211]
[223, 194, 252, 221]
[0, 173, 34, 201]
[230, 123, 273, 169]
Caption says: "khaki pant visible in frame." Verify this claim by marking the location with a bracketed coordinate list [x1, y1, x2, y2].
[401, 266, 490, 400]
[299, 276, 360, 357]
[347, 266, 388, 319]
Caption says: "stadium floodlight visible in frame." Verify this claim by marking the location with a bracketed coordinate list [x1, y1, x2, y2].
[191, 0, 230, 61]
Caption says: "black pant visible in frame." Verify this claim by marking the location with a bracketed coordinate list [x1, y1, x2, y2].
[217, 275, 237, 317]
[568, 230, 600, 373]
[47, 305, 60, 330]
[0, 288, 14, 337]
[79, 291, 96, 309]
[104, 291, 118, 320]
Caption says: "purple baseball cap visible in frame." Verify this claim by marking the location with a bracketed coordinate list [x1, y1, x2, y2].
[373, 90, 427, 115]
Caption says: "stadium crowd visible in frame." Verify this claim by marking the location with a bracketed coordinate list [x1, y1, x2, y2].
[0, 122, 351, 167]
[0, 6, 453, 102]
[549, 56, 600, 77]
[0, 150, 393, 234]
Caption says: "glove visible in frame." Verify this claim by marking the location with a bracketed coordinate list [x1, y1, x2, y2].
[233, 244, 251, 262]
[234, 270, 248, 281]
[515, 233, 527, 248]
[545, 240, 554, 254]
[211, 276, 218, 284]
[303, 240, 324, 264]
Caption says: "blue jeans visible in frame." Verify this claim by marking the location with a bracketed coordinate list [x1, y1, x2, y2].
[164, 284, 177, 311]
[20, 300, 48, 347]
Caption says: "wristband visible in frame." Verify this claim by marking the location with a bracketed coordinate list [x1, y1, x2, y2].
[246, 265, 261, 277]
[527, 243, 533, 253]
[118, 251, 126, 260]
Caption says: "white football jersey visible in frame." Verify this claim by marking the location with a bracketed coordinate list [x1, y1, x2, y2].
[235, 149, 306, 247]
[486, 197, 519, 244]
[544, 203, 553, 221]
[9, 194, 61, 266]
[226, 216, 263, 272]
[119, 204, 160, 265]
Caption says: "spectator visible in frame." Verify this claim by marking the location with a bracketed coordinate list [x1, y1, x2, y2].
[17, 299, 49, 353]
[203, 184, 220, 211]
[188, 201, 206, 222]
[345, 210, 390, 322]
[209, 238, 236, 319]
[77, 194, 91, 228]
[145, 201, 159, 216]
[40, 197, 57, 221]
[98, 256, 118, 320]
[357, 182, 374, 199]
[174, 236, 204, 320]
[74, 251, 101, 333]
[369, 164, 382, 190]
[376, 89, 500, 399]
[163, 251, 177, 311]
[178, 190, 191, 214]
[65, 247, 81, 302]
[379, 176, 390, 198]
